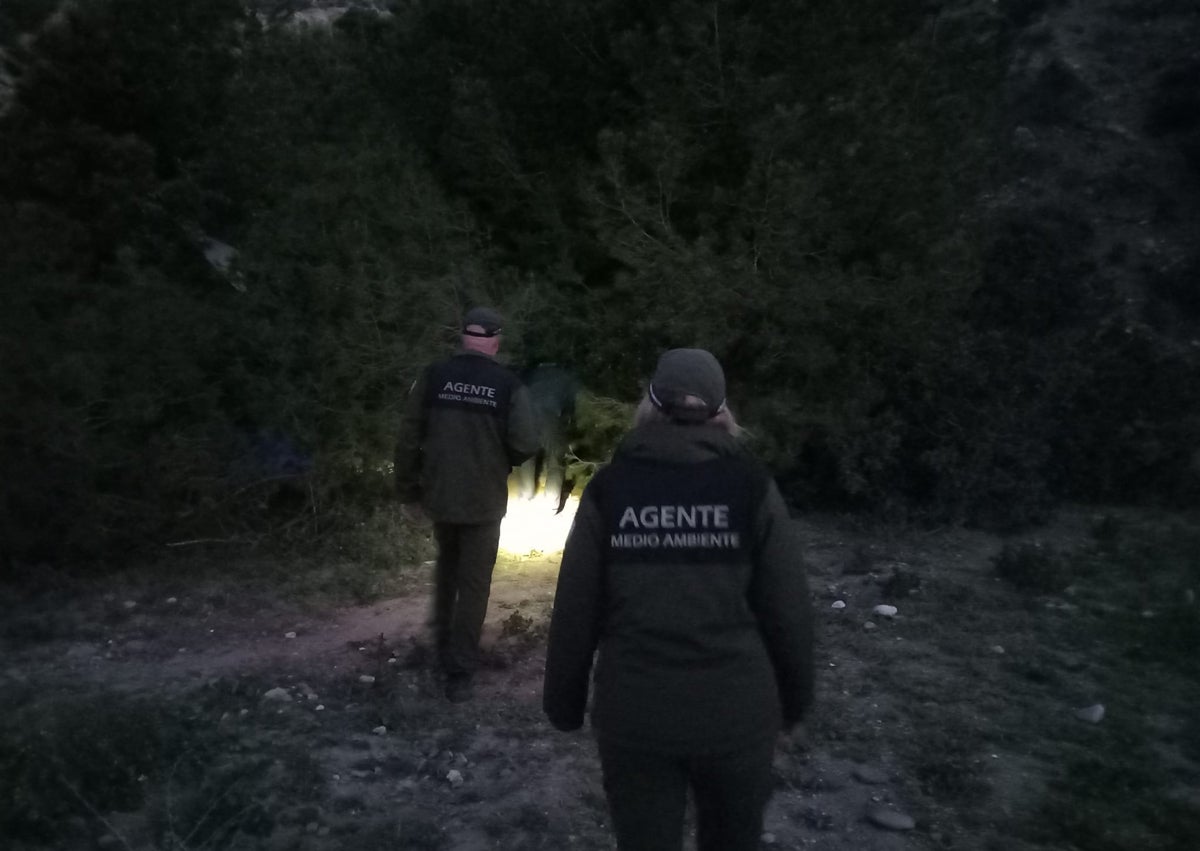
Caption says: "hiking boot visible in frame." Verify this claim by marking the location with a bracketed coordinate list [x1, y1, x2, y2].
[445, 674, 474, 703]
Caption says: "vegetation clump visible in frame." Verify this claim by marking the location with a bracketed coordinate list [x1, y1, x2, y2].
[993, 542, 1073, 593]
[1, 0, 1197, 566]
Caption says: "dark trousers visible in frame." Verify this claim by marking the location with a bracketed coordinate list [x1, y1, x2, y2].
[597, 737, 776, 851]
[432, 521, 501, 676]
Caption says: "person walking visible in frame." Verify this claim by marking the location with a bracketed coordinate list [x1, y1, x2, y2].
[516, 361, 580, 511]
[543, 348, 814, 851]
[396, 307, 539, 702]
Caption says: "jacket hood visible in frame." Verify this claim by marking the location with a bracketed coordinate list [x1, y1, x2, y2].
[615, 422, 743, 466]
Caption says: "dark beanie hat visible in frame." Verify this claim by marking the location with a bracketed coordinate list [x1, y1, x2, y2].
[649, 348, 726, 422]
[462, 306, 503, 337]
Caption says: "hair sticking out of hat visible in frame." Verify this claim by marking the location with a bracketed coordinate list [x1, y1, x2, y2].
[647, 348, 726, 423]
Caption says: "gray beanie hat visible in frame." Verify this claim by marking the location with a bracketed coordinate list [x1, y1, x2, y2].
[462, 306, 503, 337]
[649, 348, 726, 422]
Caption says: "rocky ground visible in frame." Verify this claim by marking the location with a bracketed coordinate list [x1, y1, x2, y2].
[3, 506, 1198, 850]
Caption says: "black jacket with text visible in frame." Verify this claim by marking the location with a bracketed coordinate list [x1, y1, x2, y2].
[543, 422, 814, 753]
[395, 351, 539, 524]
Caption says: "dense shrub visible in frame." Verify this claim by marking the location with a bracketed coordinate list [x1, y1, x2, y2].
[993, 542, 1073, 592]
[1, 0, 1198, 566]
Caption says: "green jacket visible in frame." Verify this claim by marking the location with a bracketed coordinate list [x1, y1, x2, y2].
[395, 351, 539, 523]
[543, 422, 815, 753]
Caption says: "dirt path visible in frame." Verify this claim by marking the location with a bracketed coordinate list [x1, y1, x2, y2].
[8, 506, 1195, 851]
[4, 538, 936, 851]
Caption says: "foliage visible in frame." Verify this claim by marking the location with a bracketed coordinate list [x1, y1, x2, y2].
[1, 0, 1198, 565]
[0, 692, 208, 842]
[993, 541, 1073, 592]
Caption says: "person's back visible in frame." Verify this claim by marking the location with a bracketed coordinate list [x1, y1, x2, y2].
[516, 362, 580, 505]
[543, 348, 814, 851]
[419, 351, 528, 523]
[580, 423, 787, 752]
[395, 307, 539, 701]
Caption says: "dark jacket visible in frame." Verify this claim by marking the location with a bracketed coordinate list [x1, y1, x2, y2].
[395, 351, 539, 523]
[543, 422, 814, 753]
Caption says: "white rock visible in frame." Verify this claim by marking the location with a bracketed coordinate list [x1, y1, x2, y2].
[315, 705, 325, 711]
[1074, 703, 1105, 723]
[866, 807, 915, 831]
[166, 597, 178, 604]
[852, 766, 889, 785]
[446, 769, 464, 788]
[863, 621, 877, 631]
[359, 675, 376, 684]
[761, 832, 777, 845]
[831, 600, 847, 609]
[123, 600, 137, 610]
[991, 645, 1006, 654]
[372, 725, 388, 735]
[262, 687, 291, 702]
[284, 631, 297, 639]
[872, 604, 898, 617]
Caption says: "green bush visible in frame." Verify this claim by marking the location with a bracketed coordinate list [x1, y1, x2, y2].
[993, 542, 1073, 592]
[3, 0, 1198, 566]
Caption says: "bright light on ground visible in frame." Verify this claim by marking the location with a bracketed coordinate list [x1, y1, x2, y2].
[499, 494, 579, 556]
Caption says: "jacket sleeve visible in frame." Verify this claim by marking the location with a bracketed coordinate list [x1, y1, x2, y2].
[747, 480, 815, 729]
[394, 371, 427, 502]
[506, 383, 541, 466]
[542, 490, 606, 731]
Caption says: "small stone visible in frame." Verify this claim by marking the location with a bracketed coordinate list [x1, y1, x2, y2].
[831, 600, 846, 609]
[372, 725, 388, 735]
[315, 704, 325, 711]
[872, 604, 898, 617]
[359, 675, 376, 684]
[863, 621, 877, 631]
[123, 600, 137, 610]
[852, 766, 889, 785]
[305, 822, 319, 834]
[761, 832, 777, 845]
[991, 645, 1006, 654]
[166, 597, 178, 604]
[866, 807, 916, 831]
[1185, 589, 1196, 605]
[262, 687, 291, 702]
[1074, 703, 1105, 723]
[446, 769, 464, 788]
[284, 631, 297, 639]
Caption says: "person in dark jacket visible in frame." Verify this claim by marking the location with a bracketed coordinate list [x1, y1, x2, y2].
[396, 307, 540, 702]
[542, 348, 814, 851]
[516, 361, 580, 510]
